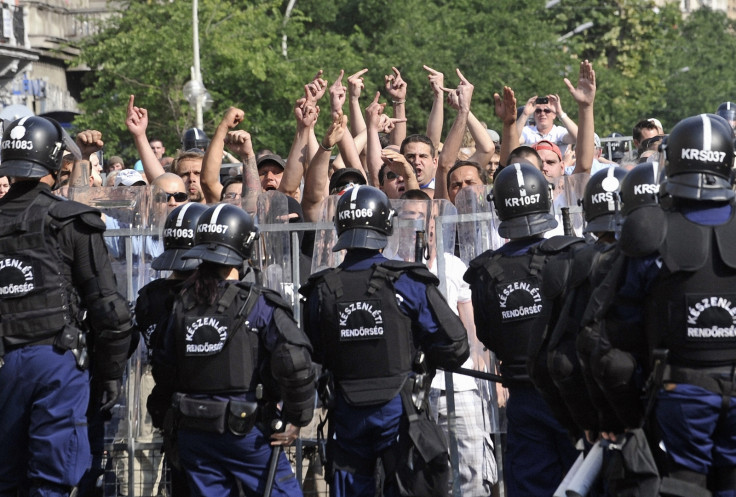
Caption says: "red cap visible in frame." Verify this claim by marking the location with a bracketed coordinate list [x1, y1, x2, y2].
[532, 140, 562, 161]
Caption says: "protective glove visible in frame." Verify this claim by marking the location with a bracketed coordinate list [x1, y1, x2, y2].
[100, 379, 122, 411]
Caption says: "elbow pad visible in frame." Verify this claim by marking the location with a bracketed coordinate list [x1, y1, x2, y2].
[271, 340, 316, 427]
[86, 292, 134, 338]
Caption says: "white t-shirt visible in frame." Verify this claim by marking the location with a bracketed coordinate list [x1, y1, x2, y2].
[428, 252, 478, 391]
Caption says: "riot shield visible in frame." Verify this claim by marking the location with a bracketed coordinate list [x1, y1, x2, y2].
[549, 173, 588, 237]
[310, 195, 344, 273]
[454, 185, 504, 265]
[252, 190, 294, 306]
[384, 198, 432, 263]
[68, 184, 166, 496]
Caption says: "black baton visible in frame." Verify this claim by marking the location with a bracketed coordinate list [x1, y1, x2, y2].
[263, 419, 284, 497]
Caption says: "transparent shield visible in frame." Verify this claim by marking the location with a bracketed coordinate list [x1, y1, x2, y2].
[252, 191, 293, 303]
[384, 198, 431, 263]
[454, 185, 504, 265]
[549, 173, 589, 237]
[310, 195, 343, 273]
[68, 184, 165, 493]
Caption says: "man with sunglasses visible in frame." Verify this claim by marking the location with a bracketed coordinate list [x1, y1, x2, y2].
[151, 173, 188, 210]
[517, 94, 578, 152]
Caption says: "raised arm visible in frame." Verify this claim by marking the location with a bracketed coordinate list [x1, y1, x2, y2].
[516, 95, 536, 142]
[564, 60, 596, 174]
[466, 111, 495, 170]
[436, 68, 474, 201]
[302, 113, 346, 222]
[202, 107, 243, 203]
[494, 86, 519, 167]
[347, 69, 368, 137]
[548, 93, 578, 144]
[125, 95, 164, 183]
[279, 98, 318, 199]
[365, 92, 388, 187]
[385, 67, 407, 146]
[424, 65, 445, 149]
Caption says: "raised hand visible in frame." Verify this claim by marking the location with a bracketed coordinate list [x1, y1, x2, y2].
[423, 65, 444, 98]
[222, 107, 244, 129]
[323, 112, 347, 150]
[75, 129, 104, 159]
[305, 70, 328, 106]
[347, 68, 368, 101]
[564, 59, 596, 107]
[385, 66, 407, 102]
[329, 70, 347, 119]
[224, 130, 254, 159]
[494, 86, 518, 125]
[125, 95, 148, 137]
[365, 92, 387, 129]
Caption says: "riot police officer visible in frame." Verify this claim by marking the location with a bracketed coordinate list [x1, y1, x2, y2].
[595, 114, 736, 497]
[138, 202, 208, 497]
[463, 163, 582, 497]
[157, 203, 315, 497]
[540, 166, 628, 438]
[299, 185, 469, 497]
[0, 116, 134, 495]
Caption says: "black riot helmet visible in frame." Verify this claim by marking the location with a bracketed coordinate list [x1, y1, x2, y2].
[0, 116, 65, 178]
[582, 166, 627, 234]
[182, 127, 210, 151]
[183, 204, 259, 266]
[620, 162, 661, 216]
[333, 185, 395, 252]
[152, 203, 209, 271]
[490, 162, 557, 239]
[663, 113, 735, 201]
[716, 102, 736, 128]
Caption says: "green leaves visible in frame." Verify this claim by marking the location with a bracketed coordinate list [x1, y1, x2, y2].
[71, 0, 735, 161]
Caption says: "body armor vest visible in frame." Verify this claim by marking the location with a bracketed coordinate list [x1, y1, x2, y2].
[646, 208, 736, 367]
[0, 192, 79, 344]
[173, 281, 263, 394]
[467, 236, 582, 382]
[309, 263, 415, 406]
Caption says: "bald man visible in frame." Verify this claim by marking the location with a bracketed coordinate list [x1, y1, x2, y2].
[152, 173, 188, 210]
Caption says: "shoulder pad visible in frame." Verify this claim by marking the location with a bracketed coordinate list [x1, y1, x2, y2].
[619, 206, 667, 258]
[49, 199, 105, 231]
[254, 285, 294, 313]
[541, 251, 575, 299]
[537, 235, 585, 254]
[380, 260, 439, 285]
[298, 268, 333, 297]
[573, 244, 601, 283]
[467, 249, 496, 270]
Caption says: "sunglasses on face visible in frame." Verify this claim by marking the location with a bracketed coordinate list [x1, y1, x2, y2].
[385, 171, 399, 180]
[161, 192, 188, 202]
[223, 192, 242, 200]
[535, 108, 555, 114]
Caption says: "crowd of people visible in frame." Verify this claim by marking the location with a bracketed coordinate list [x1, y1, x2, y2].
[2, 56, 736, 497]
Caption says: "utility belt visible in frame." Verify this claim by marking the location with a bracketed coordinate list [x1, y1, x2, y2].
[663, 364, 736, 396]
[171, 393, 264, 436]
[1, 325, 88, 371]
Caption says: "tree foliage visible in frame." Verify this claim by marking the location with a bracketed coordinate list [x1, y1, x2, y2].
[71, 0, 736, 161]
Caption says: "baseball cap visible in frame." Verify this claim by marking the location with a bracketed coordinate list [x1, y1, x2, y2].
[532, 140, 562, 161]
[329, 167, 367, 195]
[114, 169, 147, 187]
[648, 118, 664, 132]
[594, 134, 602, 148]
[256, 154, 285, 171]
[487, 129, 501, 143]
